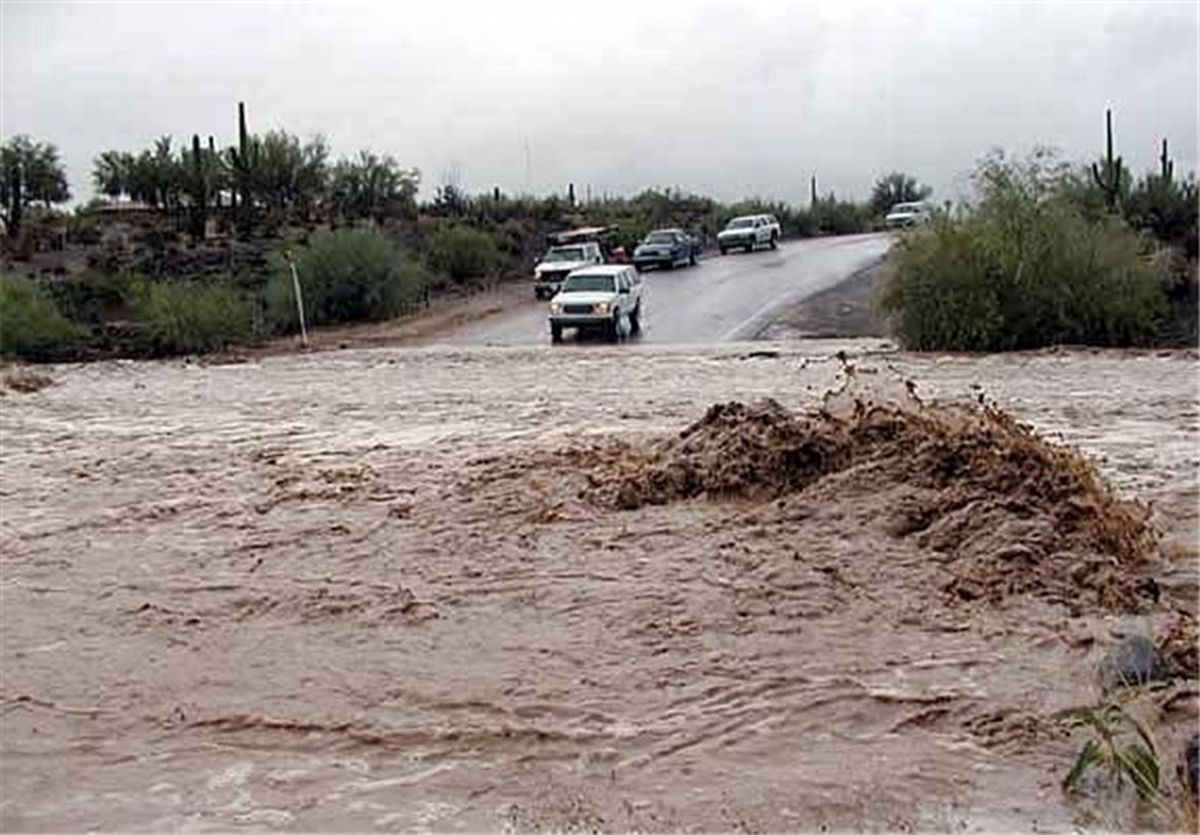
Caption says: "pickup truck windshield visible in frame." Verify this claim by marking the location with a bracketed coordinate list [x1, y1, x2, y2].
[645, 232, 676, 244]
[728, 218, 755, 229]
[561, 275, 615, 293]
[544, 247, 586, 262]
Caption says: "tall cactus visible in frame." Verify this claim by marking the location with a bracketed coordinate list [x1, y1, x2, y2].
[810, 174, 818, 207]
[1159, 138, 1174, 183]
[208, 135, 222, 211]
[188, 134, 209, 241]
[1090, 108, 1125, 212]
[4, 153, 21, 241]
[230, 101, 255, 237]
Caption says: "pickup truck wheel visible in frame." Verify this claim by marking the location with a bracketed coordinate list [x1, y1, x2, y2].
[745, 241, 754, 252]
[550, 322, 563, 343]
[629, 303, 641, 334]
[634, 264, 645, 273]
[769, 233, 778, 250]
[719, 246, 728, 255]
[688, 252, 697, 266]
[535, 288, 545, 300]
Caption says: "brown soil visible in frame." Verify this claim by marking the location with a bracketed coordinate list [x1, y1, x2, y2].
[227, 280, 537, 359]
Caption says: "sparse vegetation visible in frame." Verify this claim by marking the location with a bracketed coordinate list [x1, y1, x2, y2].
[1062, 701, 1197, 830]
[880, 150, 1172, 351]
[425, 224, 501, 284]
[126, 275, 252, 355]
[0, 274, 84, 360]
[266, 230, 429, 332]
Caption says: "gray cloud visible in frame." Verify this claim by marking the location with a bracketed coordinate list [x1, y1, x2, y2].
[2, 0, 1196, 205]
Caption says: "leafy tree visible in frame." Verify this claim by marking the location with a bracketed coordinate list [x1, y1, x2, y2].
[92, 150, 128, 201]
[1, 136, 71, 238]
[330, 150, 419, 222]
[870, 171, 932, 216]
[253, 131, 329, 220]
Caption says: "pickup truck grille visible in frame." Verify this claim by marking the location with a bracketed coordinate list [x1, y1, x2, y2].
[562, 304, 594, 315]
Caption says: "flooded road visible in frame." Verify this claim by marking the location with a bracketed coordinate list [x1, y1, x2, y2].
[1, 341, 1196, 831]
[447, 234, 892, 346]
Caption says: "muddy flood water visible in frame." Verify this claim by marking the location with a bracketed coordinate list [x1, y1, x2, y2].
[1, 340, 1197, 832]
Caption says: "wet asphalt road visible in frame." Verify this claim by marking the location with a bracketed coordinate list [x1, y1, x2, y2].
[448, 232, 893, 346]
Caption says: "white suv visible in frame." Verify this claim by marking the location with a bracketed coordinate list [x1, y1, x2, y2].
[885, 202, 931, 228]
[717, 214, 781, 254]
[548, 265, 643, 343]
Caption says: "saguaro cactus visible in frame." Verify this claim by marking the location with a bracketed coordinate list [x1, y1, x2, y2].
[189, 134, 208, 240]
[4, 154, 21, 240]
[1090, 108, 1125, 212]
[230, 101, 255, 237]
[810, 175, 818, 207]
[1159, 138, 1174, 183]
[208, 136, 222, 211]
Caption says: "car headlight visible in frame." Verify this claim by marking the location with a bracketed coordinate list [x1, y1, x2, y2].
[550, 302, 562, 314]
[593, 302, 609, 315]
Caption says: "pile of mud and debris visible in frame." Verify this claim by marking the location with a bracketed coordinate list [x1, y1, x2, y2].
[575, 384, 1159, 612]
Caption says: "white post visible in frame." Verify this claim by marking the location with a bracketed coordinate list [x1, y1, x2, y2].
[286, 252, 309, 348]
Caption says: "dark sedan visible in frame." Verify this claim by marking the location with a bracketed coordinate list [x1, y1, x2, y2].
[632, 228, 701, 271]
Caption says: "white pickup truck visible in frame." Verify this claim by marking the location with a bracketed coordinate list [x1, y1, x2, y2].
[548, 265, 643, 343]
[533, 242, 604, 299]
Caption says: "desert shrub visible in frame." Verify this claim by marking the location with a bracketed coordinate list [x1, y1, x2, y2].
[0, 274, 84, 360]
[879, 153, 1168, 351]
[811, 197, 874, 235]
[265, 229, 428, 332]
[1124, 173, 1199, 259]
[425, 224, 500, 283]
[126, 275, 251, 355]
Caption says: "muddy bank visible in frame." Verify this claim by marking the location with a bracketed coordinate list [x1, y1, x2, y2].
[1, 342, 1196, 831]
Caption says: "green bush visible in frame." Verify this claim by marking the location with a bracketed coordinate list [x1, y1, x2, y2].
[127, 276, 252, 355]
[425, 224, 501, 282]
[879, 154, 1168, 351]
[0, 274, 84, 360]
[266, 229, 428, 332]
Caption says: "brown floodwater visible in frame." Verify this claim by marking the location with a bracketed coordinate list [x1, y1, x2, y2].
[1, 340, 1196, 832]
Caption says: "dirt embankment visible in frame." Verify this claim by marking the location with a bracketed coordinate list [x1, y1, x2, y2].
[758, 258, 890, 340]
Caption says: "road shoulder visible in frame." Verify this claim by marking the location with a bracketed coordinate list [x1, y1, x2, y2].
[756, 257, 892, 340]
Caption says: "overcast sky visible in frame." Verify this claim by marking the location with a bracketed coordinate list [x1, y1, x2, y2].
[2, 0, 1196, 206]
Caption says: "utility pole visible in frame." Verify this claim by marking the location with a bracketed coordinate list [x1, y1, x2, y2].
[284, 249, 308, 349]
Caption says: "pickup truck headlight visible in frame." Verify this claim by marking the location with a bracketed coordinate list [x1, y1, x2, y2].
[593, 302, 609, 315]
[549, 302, 562, 314]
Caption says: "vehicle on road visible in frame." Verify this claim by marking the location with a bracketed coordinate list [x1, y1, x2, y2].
[633, 228, 701, 271]
[717, 214, 780, 254]
[885, 201, 931, 228]
[548, 265, 643, 343]
[533, 241, 604, 299]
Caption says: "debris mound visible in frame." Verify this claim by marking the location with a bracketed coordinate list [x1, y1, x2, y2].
[601, 394, 1156, 610]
